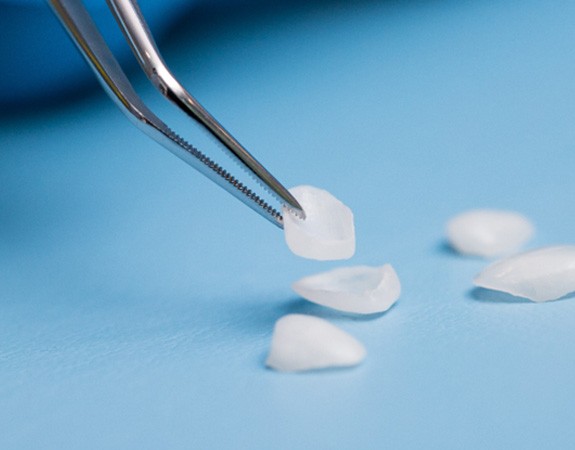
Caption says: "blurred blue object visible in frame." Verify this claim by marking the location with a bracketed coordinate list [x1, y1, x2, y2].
[0, 0, 198, 107]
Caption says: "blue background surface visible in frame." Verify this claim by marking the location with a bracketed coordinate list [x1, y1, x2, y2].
[2, 0, 575, 448]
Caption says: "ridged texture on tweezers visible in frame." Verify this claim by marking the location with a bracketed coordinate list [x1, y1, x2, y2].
[167, 128, 283, 223]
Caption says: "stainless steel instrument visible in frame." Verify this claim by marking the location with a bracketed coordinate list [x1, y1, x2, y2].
[48, 0, 305, 227]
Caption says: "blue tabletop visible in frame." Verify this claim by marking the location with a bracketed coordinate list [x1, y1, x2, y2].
[2, 1, 575, 448]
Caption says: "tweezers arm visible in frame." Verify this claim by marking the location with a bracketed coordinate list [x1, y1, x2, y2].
[106, 0, 304, 218]
[49, 0, 147, 118]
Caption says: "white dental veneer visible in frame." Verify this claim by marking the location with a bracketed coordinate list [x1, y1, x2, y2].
[266, 314, 366, 372]
[292, 265, 401, 314]
[446, 209, 534, 258]
[474, 245, 575, 302]
[282, 185, 355, 261]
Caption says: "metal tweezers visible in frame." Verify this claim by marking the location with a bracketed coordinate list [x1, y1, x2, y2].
[48, 0, 305, 228]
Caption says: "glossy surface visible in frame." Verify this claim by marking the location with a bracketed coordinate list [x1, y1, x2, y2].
[266, 314, 366, 372]
[292, 265, 400, 314]
[3, 0, 575, 448]
[49, 0, 294, 227]
[283, 185, 355, 260]
[474, 246, 575, 302]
